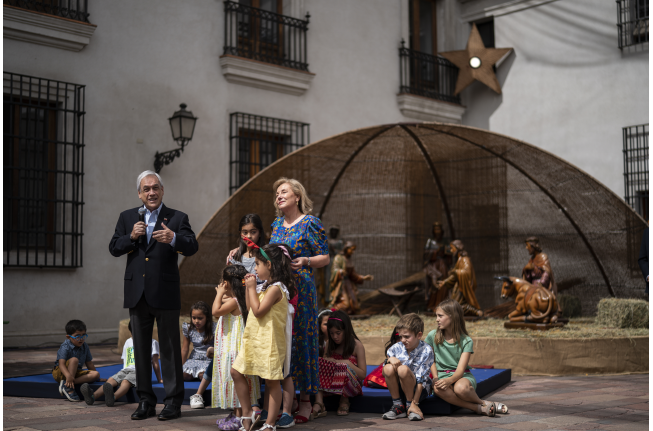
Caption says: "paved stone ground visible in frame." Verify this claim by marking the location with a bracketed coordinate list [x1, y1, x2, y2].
[3, 345, 649, 431]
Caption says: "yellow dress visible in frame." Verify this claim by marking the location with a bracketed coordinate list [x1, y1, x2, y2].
[232, 283, 289, 381]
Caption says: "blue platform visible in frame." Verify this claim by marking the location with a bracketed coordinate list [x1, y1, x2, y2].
[3, 364, 510, 415]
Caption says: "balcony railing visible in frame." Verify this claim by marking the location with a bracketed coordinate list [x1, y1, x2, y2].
[3, 0, 90, 23]
[223, 0, 310, 71]
[617, 0, 648, 48]
[623, 124, 649, 220]
[399, 43, 461, 105]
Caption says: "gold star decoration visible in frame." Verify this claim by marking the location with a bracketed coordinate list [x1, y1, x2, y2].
[440, 23, 513, 95]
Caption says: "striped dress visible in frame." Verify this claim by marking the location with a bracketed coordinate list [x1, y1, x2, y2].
[211, 312, 260, 409]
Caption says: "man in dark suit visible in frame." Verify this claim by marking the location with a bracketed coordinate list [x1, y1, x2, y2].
[639, 227, 648, 296]
[109, 171, 198, 420]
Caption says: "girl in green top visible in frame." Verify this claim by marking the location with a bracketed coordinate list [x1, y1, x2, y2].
[424, 299, 507, 417]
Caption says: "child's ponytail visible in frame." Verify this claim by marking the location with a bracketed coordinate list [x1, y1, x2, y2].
[222, 264, 250, 324]
[253, 243, 297, 299]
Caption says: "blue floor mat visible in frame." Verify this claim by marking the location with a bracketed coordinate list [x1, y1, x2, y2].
[3, 363, 510, 414]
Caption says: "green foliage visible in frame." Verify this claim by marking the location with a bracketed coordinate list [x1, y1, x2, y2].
[558, 295, 582, 318]
[596, 298, 649, 328]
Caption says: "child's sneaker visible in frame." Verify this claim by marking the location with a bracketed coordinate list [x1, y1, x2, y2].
[80, 383, 94, 405]
[382, 404, 407, 420]
[190, 394, 204, 409]
[103, 382, 115, 407]
[276, 412, 295, 429]
[58, 380, 65, 396]
[62, 386, 81, 402]
[408, 412, 423, 421]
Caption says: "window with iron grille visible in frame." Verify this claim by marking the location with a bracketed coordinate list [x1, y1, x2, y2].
[623, 124, 648, 220]
[617, 0, 649, 48]
[3, 0, 90, 23]
[3, 72, 85, 268]
[229, 113, 309, 195]
[223, 0, 310, 71]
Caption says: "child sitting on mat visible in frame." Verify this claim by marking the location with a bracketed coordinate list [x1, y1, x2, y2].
[382, 313, 434, 421]
[52, 320, 101, 402]
[182, 301, 217, 381]
[425, 299, 508, 417]
[81, 320, 162, 406]
[313, 310, 367, 418]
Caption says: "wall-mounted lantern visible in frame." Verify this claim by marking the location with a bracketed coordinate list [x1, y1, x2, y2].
[154, 103, 198, 173]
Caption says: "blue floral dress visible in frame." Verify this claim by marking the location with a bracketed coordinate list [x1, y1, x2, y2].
[270, 215, 329, 394]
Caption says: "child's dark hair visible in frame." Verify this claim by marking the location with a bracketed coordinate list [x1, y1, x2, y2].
[66, 320, 86, 335]
[234, 214, 266, 261]
[317, 308, 333, 357]
[325, 310, 359, 359]
[253, 243, 297, 299]
[223, 264, 250, 324]
[188, 301, 213, 346]
[384, 326, 401, 356]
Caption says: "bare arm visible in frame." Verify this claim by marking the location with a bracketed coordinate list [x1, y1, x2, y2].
[152, 354, 163, 383]
[348, 339, 367, 379]
[212, 282, 238, 317]
[291, 254, 330, 271]
[435, 351, 470, 390]
[181, 335, 190, 365]
[245, 275, 282, 318]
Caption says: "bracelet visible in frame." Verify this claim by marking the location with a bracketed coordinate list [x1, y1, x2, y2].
[307, 256, 311, 267]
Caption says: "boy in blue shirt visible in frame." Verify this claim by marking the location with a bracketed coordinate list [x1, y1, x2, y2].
[53, 320, 101, 402]
[382, 313, 435, 421]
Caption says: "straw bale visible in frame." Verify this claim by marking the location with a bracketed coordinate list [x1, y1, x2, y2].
[596, 298, 649, 328]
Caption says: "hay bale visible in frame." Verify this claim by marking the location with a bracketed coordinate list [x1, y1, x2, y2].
[596, 298, 649, 328]
[558, 294, 582, 318]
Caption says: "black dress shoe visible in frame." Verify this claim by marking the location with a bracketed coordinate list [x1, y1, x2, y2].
[158, 404, 182, 421]
[131, 401, 156, 420]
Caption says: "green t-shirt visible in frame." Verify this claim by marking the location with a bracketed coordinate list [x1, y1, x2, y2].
[424, 329, 474, 372]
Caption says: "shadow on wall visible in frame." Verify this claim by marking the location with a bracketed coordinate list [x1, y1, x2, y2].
[461, 49, 516, 131]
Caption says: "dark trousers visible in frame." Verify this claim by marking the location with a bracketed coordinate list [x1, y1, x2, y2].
[129, 295, 184, 407]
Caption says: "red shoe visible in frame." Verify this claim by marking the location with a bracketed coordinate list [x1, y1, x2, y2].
[293, 399, 313, 424]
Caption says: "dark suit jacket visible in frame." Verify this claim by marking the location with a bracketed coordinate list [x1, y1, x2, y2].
[109, 204, 198, 310]
[639, 227, 648, 284]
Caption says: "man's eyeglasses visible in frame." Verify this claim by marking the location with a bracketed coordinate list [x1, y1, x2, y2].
[69, 334, 88, 340]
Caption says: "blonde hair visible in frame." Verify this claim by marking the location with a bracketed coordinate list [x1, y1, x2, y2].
[433, 299, 469, 348]
[273, 178, 313, 217]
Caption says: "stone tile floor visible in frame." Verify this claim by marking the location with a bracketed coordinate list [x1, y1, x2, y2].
[3, 345, 649, 431]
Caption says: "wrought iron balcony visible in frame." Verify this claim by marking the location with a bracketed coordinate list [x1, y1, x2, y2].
[399, 43, 461, 105]
[223, 0, 310, 71]
[617, 0, 648, 48]
[3, 0, 90, 23]
[623, 124, 649, 220]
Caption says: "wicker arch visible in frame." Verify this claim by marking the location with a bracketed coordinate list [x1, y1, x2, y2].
[179, 123, 647, 314]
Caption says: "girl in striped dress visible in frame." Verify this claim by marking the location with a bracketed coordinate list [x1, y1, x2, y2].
[212, 265, 261, 430]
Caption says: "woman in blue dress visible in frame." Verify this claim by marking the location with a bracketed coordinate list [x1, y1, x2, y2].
[270, 178, 330, 424]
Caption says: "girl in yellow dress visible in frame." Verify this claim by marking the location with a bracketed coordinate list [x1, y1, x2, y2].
[231, 243, 296, 431]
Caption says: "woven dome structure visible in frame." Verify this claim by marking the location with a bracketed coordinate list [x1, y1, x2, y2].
[179, 123, 647, 315]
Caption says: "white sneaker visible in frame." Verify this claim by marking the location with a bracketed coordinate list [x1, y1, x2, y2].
[190, 394, 204, 409]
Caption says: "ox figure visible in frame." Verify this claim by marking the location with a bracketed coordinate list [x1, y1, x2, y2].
[495, 276, 559, 324]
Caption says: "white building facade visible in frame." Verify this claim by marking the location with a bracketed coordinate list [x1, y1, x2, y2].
[4, 0, 648, 347]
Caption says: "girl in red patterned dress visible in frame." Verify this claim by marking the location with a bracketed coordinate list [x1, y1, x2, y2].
[312, 310, 367, 418]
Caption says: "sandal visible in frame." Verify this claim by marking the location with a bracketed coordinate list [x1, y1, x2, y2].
[220, 415, 243, 431]
[239, 410, 260, 431]
[311, 401, 327, 419]
[336, 397, 350, 416]
[477, 401, 496, 417]
[293, 399, 312, 424]
[255, 424, 276, 431]
[495, 402, 509, 414]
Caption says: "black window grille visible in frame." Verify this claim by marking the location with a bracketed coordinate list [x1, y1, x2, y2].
[399, 41, 461, 105]
[229, 113, 309, 195]
[223, 0, 310, 71]
[617, 0, 648, 48]
[623, 124, 648, 220]
[3, 0, 90, 23]
[3, 72, 85, 268]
